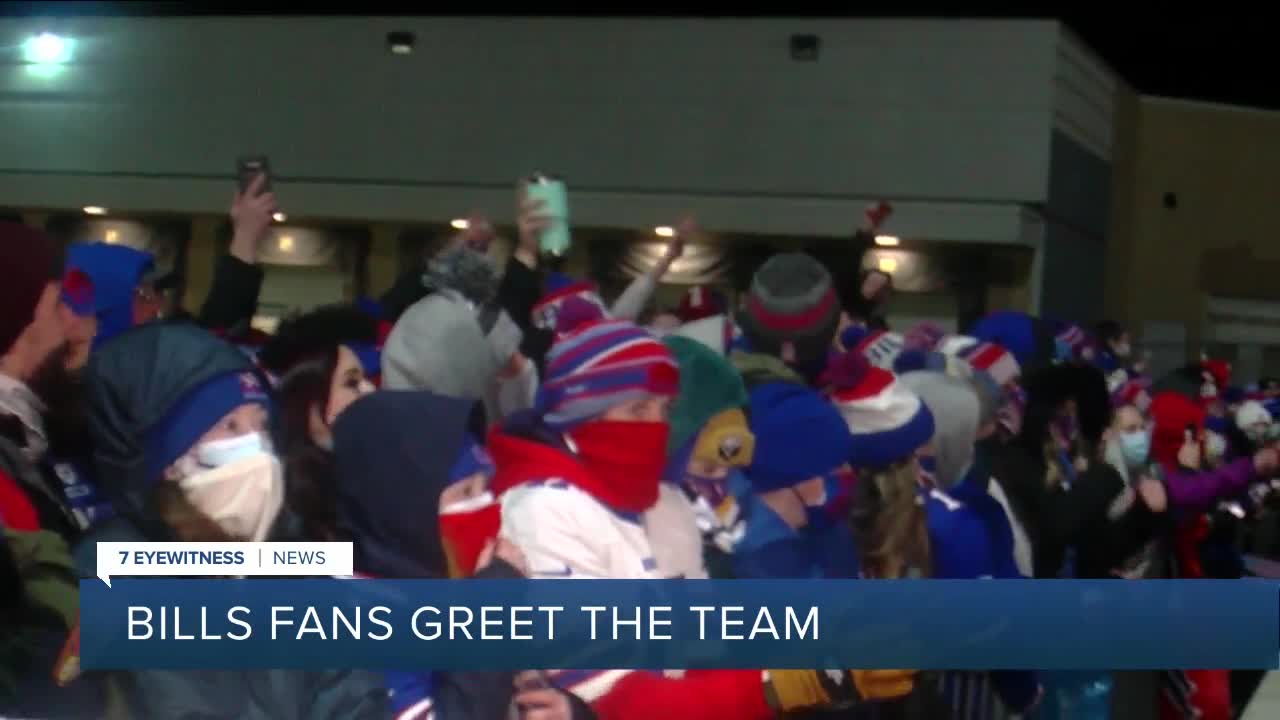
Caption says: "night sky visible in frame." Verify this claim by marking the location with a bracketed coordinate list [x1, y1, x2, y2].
[2, 3, 1273, 110]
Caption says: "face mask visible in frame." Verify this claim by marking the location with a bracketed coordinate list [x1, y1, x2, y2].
[438, 491, 501, 578]
[177, 451, 283, 542]
[1119, 429, 1151, 468]
[196, 432, 271, 468]
[1205, 432, 1227, 463]
[567, 420, 670, 513]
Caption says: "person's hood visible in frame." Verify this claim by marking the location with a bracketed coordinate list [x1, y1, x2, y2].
[898, 371, 979, 489]
[84, 322, 255, 539]
[332, 390, 476, 578]
[66, 243, 156, 346]
[381, 291, 497, 401]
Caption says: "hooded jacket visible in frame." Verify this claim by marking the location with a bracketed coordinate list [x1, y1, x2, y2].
[333, 391, 518, 720]
[75, 323, 385, 720]
[65, 243, 155, 347]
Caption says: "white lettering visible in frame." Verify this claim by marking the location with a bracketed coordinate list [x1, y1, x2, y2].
[128, 606, 152, 640]
[649, 606, 672, 640]
[786, 606, 819, 640]
[411, 606, 441, 640]
[690, 606, 715, 640]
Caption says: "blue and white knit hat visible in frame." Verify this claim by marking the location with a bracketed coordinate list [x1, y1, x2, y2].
[144, 370, 271, 481]
[826, 353, 935, 469]
[536, 318, 679, 430]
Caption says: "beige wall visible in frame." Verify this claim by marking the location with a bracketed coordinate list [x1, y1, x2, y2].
[1107, 96, 1280, 360]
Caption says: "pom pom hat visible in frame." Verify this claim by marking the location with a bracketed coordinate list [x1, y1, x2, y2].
[825, 352, 935, 469]
[537, 316, 678, 431]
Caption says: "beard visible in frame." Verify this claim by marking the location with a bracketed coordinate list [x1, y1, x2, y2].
[29, 343, 91, 455]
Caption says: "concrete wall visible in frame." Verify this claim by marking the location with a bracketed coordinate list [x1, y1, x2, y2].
[0, 16, 1063, 237]
[1107, 96, 1280, 364]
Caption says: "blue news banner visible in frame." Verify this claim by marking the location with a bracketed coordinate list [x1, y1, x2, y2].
[80, 579, 1280, 671]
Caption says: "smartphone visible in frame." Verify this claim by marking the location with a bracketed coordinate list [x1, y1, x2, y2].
[237, 155, 272, 195]
[523, 172, 570, 257]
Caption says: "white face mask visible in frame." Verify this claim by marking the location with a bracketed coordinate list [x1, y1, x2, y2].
[177, 434, 283, 542]
[1205, 431, 1228, 464]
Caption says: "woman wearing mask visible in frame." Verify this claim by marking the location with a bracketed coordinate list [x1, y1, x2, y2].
[75, 322, 385, 719]
[660, 334, 755, 578]
[491, 314, 909, 720]
[331, 390, 529, 720]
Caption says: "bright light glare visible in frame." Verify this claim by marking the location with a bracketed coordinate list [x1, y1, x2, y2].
[654, 226, 675, 237]
[82, 206, 107, 216]
[272, 212, 287, 223]
[278, 235, 294, 252]
[878, 256, 898, 273]
[874, 234, 900, 247]
[450, 218, 470, 230]
[23, 33, 72, 64]
[104, 230, 119, 243]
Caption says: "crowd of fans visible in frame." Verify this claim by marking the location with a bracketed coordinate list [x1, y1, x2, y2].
[3, 178, 1279, 720]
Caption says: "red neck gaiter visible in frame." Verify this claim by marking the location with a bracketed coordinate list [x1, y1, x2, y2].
[567, 420, 670, 514]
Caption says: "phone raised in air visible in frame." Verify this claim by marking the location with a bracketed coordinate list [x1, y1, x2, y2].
[523, 172, 570, 257]
[236, 155, 272, 195]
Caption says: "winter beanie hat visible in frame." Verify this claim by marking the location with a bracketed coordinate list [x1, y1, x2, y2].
[737, 252, 840, 369]
[898, 371, 979, 489]
[64, 242, 156, 347]
[144, 370, 270, 481]
[1113, 375, 1152, 412]
[825, 352, 935, 469]
[537, 317, 679, 431]
[746, 382, 852, 493]
[662, 334, 753, 465]
[0, 222, 58, 356]
[382, 291, 497, 401]
[969, 311, 1055, 373]
[902, 321, 948, 353]
[422, 245, 501, 306]
[675, 286, 727, 324]
[531, 274, 608, 332]
[1236, 400, 1272, 432]
[957, 342, 1021, 388]
[848, 328, 906, 370]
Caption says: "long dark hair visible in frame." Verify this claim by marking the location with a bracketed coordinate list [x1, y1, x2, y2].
[276, 347, 341, 541]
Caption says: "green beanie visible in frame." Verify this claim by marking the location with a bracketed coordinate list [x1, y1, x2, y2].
[662, 335, 750, 454]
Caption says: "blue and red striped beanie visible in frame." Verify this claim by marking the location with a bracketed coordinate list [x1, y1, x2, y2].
[537, 318, 679, 431]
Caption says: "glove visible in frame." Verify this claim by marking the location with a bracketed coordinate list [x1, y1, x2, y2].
[764, 668, 915, 711]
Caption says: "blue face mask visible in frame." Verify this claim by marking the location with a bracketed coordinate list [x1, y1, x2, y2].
[1119, 429, 1150, 468]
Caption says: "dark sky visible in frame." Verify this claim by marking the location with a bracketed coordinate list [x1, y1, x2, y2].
[4, 3, 1274, 110]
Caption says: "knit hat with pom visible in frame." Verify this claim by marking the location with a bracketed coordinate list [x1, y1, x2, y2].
[537, 314, 679, 431]
[737, 252, 840, 369]
[663, 334, 752, 464]
[824, 352, 935, 469]
[531, 274, 608, 332]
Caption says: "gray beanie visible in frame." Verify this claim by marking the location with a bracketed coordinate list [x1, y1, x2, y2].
[381, 290, 497, 400]
[422, 246, 500, 306]
[735, 252, 839, 367]
[898, 371, 980, 489]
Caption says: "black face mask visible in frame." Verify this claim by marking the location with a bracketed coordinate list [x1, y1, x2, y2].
[29, 344, 91, 454]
